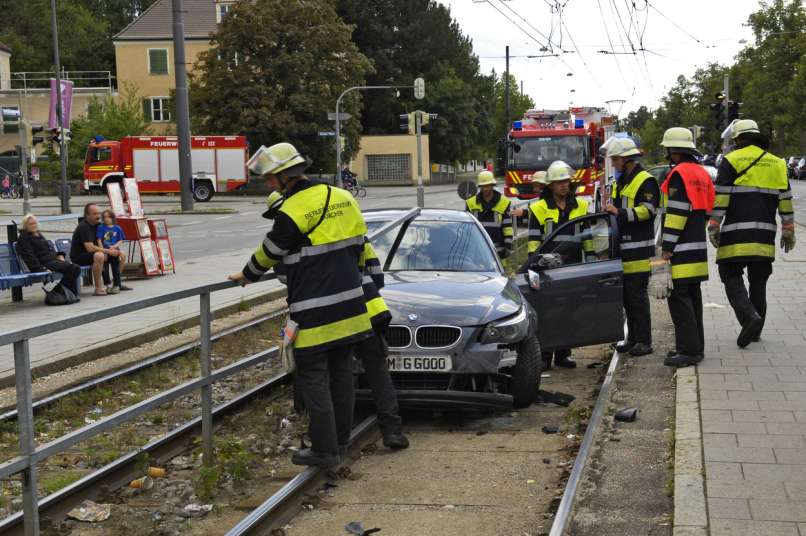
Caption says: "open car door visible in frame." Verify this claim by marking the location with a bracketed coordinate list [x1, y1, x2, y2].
[517, 213, 624, 351]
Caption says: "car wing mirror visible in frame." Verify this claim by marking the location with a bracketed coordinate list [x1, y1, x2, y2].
[527, 269, 541, 290]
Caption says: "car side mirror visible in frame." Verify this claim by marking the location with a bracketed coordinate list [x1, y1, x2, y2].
[529, 252, 563, 271]
[526, 269, 541, 290]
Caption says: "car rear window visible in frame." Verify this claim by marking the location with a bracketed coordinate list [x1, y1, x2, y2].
[367, 220, 498, 272]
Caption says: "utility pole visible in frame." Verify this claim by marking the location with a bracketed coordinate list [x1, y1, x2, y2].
[504, 45, 510, 139]
[415, 111, 424, 208]
[17, 134, 30, 216]
[50, 0, 69, 214]
[172, 0, 194, 211]
[723, 74, 730, 127]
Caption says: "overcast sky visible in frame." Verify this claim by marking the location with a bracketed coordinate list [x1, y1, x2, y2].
[441, 0, 760, 116]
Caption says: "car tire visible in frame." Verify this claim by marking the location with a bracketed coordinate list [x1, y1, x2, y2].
[511, 335, 542, 408]
[193, 180, 214, 202]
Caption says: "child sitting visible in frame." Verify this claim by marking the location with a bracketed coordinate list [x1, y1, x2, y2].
[96, 209, 133, 294]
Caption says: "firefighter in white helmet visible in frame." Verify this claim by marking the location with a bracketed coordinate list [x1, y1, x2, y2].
[465, 170, 513, 257]
[526, 160, 589, 369]
[604, 137, 659, 357]
[229, 142, 373, 468]
[711, 119, 795, 348]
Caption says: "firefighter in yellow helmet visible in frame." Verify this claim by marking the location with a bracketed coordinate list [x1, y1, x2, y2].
[604, 137, 659, 357]
[527, 160, 589, 369]
[710, 119, 795, 348]
[465, 170, 513, 258]
[229, 142, 372, 468]
[659, 127, 715, 367]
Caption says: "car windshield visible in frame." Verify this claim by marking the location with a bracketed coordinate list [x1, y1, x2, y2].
[509, 136, 588, 170]
[366, 219, 499, 272]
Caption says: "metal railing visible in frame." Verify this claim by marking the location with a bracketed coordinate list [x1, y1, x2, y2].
[2, 71, 114, 94]
[0, 206, 420, 536]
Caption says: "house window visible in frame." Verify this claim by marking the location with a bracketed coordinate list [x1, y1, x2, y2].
[216, 3, 230, 23]
[148, 49, 169, 75]
[148, 97, 171, 122]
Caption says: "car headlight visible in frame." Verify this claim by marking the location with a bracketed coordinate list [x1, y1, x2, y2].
[480, 307, 529, 344]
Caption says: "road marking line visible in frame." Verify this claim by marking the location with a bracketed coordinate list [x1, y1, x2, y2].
[179, 221, 202, 226]
[242, 211, 255, 216]
[214, 215, 233, 220]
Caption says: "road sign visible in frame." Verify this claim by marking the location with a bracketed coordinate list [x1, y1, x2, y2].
[30, 166, 39, 181]
[414, 77, 425, 100]
[318, 131, 336, 137]
[328, 112, 351, 121]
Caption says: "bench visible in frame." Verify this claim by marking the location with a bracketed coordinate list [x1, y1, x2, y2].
[0, 243, 55, 292]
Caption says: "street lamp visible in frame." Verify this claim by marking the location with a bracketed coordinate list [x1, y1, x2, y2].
[334, 78, 424, 188]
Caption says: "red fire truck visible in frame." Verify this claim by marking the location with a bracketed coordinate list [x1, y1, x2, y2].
[495, 107, 615, 211]
[83, 135, 249, 201]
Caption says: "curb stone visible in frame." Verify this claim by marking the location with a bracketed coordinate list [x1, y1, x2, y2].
[674, 366, 709, 535]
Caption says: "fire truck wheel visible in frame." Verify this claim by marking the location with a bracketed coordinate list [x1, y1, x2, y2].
[193, 181, 214, 202]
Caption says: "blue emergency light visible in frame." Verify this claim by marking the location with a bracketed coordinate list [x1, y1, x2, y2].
[512, 120, 523, 131]
[574, 119, 584, 128]
[94, 135, 106, 143]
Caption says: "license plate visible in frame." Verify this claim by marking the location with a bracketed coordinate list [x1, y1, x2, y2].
[386, 355, 452, 372]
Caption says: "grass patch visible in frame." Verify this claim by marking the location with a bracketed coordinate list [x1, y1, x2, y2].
[565, 403, 592, 427]
[40, 470, 85, 495]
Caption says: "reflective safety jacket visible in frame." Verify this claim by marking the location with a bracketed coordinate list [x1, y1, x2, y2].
[661, 160, 713, 282]
[466, 191, 513, 250]
[358, 239, 391, 330]
[528, 194, 588, 253]
[243, 180, 372, 355]
[712, 145, 793, 264]
[611, 165, 659, 277]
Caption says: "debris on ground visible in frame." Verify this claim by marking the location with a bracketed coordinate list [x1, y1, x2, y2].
[537, 390, 576, 407]
[181, 503, 213, 518]
[541, 425, 559, 434]
[67, 500, 111, 522]
[703, 302, 726, 309]
[614, 407, 638, 422]
[345, 521, 382, 535]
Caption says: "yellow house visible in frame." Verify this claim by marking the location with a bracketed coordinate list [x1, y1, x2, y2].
[350, 134, 432, 185]
[113, 0, 235, 131]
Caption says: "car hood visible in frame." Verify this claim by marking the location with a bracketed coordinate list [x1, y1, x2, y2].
[381, 271, 523, 327]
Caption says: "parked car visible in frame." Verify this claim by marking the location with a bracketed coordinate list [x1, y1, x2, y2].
[797, 158, 806, 181]
[361, 208, 625, 409]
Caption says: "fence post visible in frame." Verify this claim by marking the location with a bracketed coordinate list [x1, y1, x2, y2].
[14, 339, 39, 536]
[199, 292, 214, 466]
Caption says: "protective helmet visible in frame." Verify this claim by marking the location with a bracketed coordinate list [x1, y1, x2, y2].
[660, 127, 697, 151]
[606, 137, 642, 158]
[546, 160, 574, 183]
[730, 119, 760, 139]
[262, 191, 284, 219]
[248, 142, 308, 177]
[533, 171, 548, 185]
[477, 170, 496, 187]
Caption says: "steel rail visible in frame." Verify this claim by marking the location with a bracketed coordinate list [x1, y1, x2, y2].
[0, 370, 293, 535]
[549, 324, 627, 536]
[0, 310, 287, 422]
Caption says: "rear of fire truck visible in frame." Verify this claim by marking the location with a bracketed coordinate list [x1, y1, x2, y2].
[496, 107, 615, 212]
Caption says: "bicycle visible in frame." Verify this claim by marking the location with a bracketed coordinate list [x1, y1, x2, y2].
[346, 182, 367, 199]
[1, 186, 20, 199]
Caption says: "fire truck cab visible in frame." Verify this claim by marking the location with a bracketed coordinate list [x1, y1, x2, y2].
[496, 107, 615, 212]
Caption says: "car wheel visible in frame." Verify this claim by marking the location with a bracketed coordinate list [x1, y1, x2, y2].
[511, 335, 542, 408]
[193, 180, 214, 202]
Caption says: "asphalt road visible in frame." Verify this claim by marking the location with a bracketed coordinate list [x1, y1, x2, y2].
[0, 185, 472, 261]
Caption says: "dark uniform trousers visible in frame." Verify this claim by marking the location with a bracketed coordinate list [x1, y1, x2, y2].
[668, 281, 705, 356]
[294, 344, 355, 455]
[355, 332, 402, 431]
[719, 261, 773, 333]
[624, 275, 652, 345]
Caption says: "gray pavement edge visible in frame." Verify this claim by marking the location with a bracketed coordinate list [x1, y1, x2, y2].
[674, 366, 709, 535]
[0, 287, 286, 390]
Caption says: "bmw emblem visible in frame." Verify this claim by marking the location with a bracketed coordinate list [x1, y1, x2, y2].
[408, 313, 419, 322]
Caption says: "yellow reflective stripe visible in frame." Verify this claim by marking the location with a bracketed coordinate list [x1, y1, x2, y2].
[779, 199, 794, 213]
[582, 239, 594, 253]
[665, 213, 688, 231]
[714, 194, 730, 208]
[295, 313, 372, 349]
[623, 259, 651, 274]
[253, 244, 275, 270]
[634, 205, 650, 221]
[503, 227, 514, 237]
[528, 240, 541, 253]
[671, 262, 709, 280]
[365, 296, 389, 320]
[717, 242, 775, 261]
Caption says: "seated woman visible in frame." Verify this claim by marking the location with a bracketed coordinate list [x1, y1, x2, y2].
[16, 214, 82, 297]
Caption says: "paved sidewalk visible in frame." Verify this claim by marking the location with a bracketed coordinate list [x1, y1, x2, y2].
[695, 244, 806, 536]
[0, 246, 282, 379]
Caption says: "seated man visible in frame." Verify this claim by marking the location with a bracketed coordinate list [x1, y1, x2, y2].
[16, 214, 82, 297]
[70, 203, 121, 296]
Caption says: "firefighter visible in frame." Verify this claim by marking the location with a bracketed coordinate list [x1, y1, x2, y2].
[604, 138, 659, 357]
[356, 239, 409, 449]
[229, 142, 373, 468]
[510, 171, 547, 219]
[527, 160, 589, 369]
[466, 170, 513, 257]
[709, 119, 795, 347]
[658, 128, 715, 367]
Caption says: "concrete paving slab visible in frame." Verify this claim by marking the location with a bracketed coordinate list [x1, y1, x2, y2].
[710, 519, 799, 536]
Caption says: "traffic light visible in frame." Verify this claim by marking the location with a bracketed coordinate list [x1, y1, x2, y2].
[1, 106, 20, 133]
[419, 112, 439, 127]
[711, 92, 727, 130]
[728, 101, 741, 122]
[399, 112, 415, 135]
[28, 124, 44, 147]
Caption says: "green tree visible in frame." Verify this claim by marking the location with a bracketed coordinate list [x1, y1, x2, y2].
[189, 0, 372, 171]
[39, 83, 151, 180]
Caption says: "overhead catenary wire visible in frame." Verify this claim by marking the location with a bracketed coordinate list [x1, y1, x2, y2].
[596, 0, 633, 99]
[646, 1, 703, 44]
[482, 0, 553, 53]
